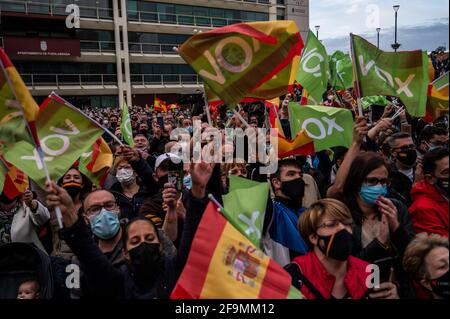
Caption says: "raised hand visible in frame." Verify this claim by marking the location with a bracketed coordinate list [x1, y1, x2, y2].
[45, 181, 77, 228]
[352, 116, 369, 145]
[190, 161, 214, 198]
[376, 196, 400, 233]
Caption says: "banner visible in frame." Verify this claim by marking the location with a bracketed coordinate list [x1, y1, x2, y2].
[179, 21, 303, 107]
[4, 93, 104, 188]
[351, 34, 429, 117]
[120, 101, 134, 146]
[329, 50, 353, 91]
[295, 30, 329, 104]
[222, 176, 269, 247]
[171, 201, 303, 299]
[289, 103, 354, 151]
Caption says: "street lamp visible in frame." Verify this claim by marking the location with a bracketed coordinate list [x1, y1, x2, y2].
[315, 25, 320, 39]
[376, 28, 381, 49]
[391, 5, 401, 52]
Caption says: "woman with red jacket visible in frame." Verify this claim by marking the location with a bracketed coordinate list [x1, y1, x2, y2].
[285, 199, 399, 299]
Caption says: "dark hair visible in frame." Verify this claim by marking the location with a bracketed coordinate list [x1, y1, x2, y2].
[122, 216, 160, 249]
[341, 152, 389, 219]
[57, 167, 93, 200]
[418, 126, 448, 143]
[270, 158, 301, 181]
[423, 147, 449, 175]
[387, 132, 412, 149]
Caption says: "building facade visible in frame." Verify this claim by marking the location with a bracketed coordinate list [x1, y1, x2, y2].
[0, 0, 309, 107]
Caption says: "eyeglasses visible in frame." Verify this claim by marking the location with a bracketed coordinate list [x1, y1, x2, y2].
[317, 220, 354, 230]
[392, 145, 416, 152]
[86, 200, 117, 215]
[364, 177, 389, 186]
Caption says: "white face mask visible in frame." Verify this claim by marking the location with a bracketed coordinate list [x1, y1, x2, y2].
[116, 168, 135, 184]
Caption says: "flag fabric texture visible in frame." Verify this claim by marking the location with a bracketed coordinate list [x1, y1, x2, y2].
[154, 97, 167, 112]
[329, 50, 353, 91]
[427, 72, 449, 112]
[361, 95, 390, 109]
[222, 176, 269, 247]
[179, 21, 303, 108]
[79, 137, 113, 187]
[351, 34, 429, 117]
[0, 158, 28, 199]
[120, 101, 134, 146]
[4, 93, 104, 188]
[295, 30, 329, 104]
[269, 101, 314, 158]
[0, 48, 39, 155]
[170, 201, 303, 299]
[289, 103, 354, 152]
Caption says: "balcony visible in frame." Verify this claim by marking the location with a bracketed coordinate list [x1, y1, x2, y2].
[80, 40, 115, 53]
[23, 73, 117, 88]
[128, 42, 180, 55]
[130, 74, 201, 86]
[127, 10, 252, 28]
[0, 0, 113, 20]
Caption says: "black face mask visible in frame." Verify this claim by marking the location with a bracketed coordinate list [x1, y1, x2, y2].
[140, 129, 149, 135]
[128, 242, 162, 283]
[62, 182, 82, 198]
[110, 122, 117, 129]
[316, 229, 354, 261]
[396, 149, 417, 167]
[280, 178, 305, 203]
[436, 177, 449, 192]
[430, 270, 449, 298]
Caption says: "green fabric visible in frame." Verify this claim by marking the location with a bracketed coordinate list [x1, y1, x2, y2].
[289, 103, 354, 151]
[351, 34, 429, 117]
[120, 101, 134, 146]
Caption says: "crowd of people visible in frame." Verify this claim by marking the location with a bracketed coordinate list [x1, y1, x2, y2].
[0, 86, 448, 300]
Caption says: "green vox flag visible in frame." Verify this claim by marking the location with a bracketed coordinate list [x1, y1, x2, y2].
[178, 21, 303, 108]
[329, 50, 353, 91]
[295, 30, 329, 103]
[0, 160, 6, 192]
[222, 176, 269, 247]
[351, 34, 429, 117]
[361, 95, 389, 109]
[4, 93, 103, 188]
[289, 103, 354, 152]
[120, 101, 134, 146]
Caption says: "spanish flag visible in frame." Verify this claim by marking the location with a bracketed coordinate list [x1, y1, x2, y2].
[154, 97, 167, 113]
[427, 72, 449, 117]
[0, 157, 28, 199]
[268, 100, 314, 158]
[0, 48, 39, 145]
[171, 201, 303, 299]
[79, 137, 113, 187]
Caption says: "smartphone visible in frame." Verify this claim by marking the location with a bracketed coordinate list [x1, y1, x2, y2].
[168, 170, 184, 191]
[157, 115, 164, 129]
[373, 256, 394, 283]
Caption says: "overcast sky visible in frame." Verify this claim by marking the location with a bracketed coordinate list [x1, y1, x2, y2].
[309, 0, 449, 53]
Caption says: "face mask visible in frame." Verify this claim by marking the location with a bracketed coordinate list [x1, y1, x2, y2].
[187, 126, 193, 134]
[430, 270, 449, 298]
[90, 209, 120, 240]
[63, 181, 82, 198]
[396, 149, 417, 167]
[280, 178, 305, 203]
[183, 174, 192, 190]
[110, 122, 117, 129]
[116, 168, 135, 184]
[128, 242, 162, 282]
[316, 229, 354, 261]
[359, 184, 387, 205]
[436, 177, 449, 191]
[139, 129, 148, 135]
[328, 95, 335, 101]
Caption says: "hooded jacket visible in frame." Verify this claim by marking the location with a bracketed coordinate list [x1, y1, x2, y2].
[409, 180, 449, 238]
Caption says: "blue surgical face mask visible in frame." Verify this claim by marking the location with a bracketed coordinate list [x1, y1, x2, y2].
[183, 174, 192, 190]
[90, 209, 120, 239]
[187, 125, 193, 134]
[359, 184, 388, 205]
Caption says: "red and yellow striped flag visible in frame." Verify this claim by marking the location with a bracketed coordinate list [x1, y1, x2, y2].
[79, 137, 113, 187]
[0, 48, 39, 144]
[171, 201, 303, 299]
[0, 157, 28, 199]
[154, 97, 167, 113]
